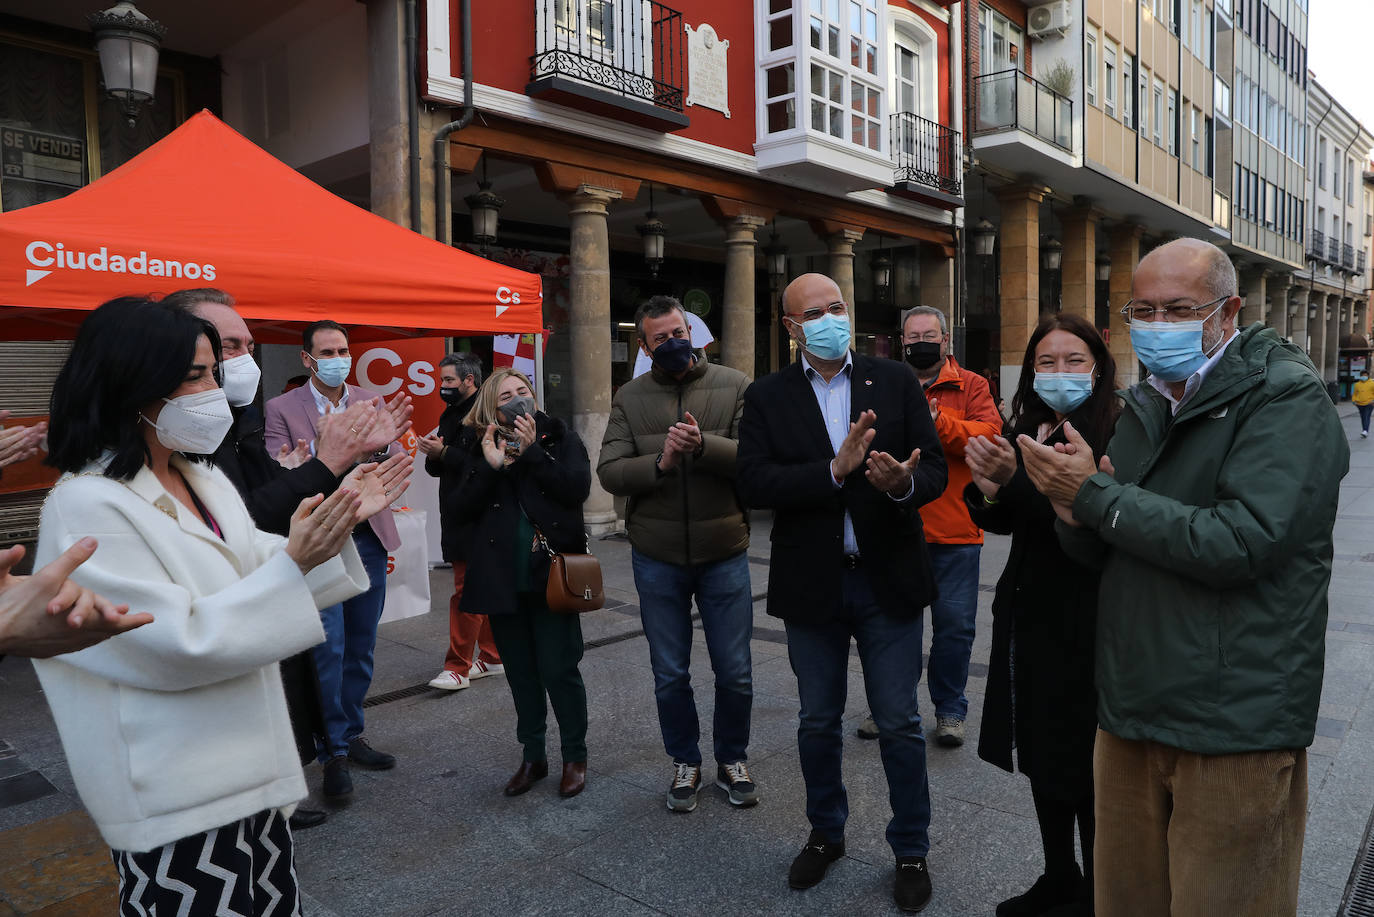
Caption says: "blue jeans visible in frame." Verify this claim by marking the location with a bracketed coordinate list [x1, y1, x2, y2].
[313, 526, 389, 762]
[926, 543, 981, 721]
[631, 548, 753, 766]
[784, 569, 932, 857]
[1359, 403, 1372, 433]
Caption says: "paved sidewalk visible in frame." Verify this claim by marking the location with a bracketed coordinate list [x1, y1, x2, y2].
[1, 403, 1372, 915]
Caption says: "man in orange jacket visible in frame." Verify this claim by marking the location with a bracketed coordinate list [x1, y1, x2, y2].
[892, 306, 1001, 747]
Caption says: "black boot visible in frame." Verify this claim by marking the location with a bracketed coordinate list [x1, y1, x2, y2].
[995, 865, 1083, 917]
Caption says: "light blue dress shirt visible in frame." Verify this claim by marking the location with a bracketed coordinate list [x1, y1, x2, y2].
[801, 353, 860, 555]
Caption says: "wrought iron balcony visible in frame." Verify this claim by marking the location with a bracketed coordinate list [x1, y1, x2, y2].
[1329, 237, 1342, 264]
[1343, 243, 1355, 270]
[890, 112, 961, 199]
[529, 0, 687, 129]
[971, 69, 1074, 153]
[1309, 229, 1326, 261]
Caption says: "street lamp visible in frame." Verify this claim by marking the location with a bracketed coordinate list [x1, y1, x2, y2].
[972, 218, 997, 257]
[637, 186, 666, 278]
[1041, 237, 1063, 272]
[870, 247, 892, 297]
[89, 1, 166, 127]
[1096, 253, 1112, 281]
[464, 165, 504, 253]
[763, 225, 788, 286]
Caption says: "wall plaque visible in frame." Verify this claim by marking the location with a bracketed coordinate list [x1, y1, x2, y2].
[684, 23, 730, 118]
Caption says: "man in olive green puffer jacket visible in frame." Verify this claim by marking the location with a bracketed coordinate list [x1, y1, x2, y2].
[1020, 238, 1348, 917]
[597, 295, 756, 815]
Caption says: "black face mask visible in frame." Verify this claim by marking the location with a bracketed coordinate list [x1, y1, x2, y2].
[904, 341, 943, 370]
[439, 387, 465, 405]
[650, 337, 694, 374]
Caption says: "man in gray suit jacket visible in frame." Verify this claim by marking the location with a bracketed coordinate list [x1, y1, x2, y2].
[264, 320, 405, 803]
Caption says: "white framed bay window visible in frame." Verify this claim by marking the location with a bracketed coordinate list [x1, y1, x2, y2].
[755, 0, 893, 188]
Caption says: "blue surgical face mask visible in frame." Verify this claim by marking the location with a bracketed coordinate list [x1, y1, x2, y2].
[1129, 304, 1225, 382]
[310, 355, 351, 388]
[1033, 370, 1095, 414]
[797, 313, 852, 362]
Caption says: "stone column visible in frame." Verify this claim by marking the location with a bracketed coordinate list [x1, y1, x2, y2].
[1060, 206, 1099, 322]
[534, 162, 638, 533]
[825, 227, 866, 309]
[1288, 290, 1309, 351]
[367, 0, 411, 229]
[565, 184, 623, 534]
[1240, 268, 1269, 328]
[1107, 223, 1144, 387]
[1325, 300, 1341, 382]
[1267, 273, 1292, 339]
[721, 215, 768, 378]
[918, 247, 956, 325]
[1308, 293, 1327, 372]
[996, 184, 1051, 397]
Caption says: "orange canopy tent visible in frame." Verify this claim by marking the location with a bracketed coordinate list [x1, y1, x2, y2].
[0, 110, 543, 343]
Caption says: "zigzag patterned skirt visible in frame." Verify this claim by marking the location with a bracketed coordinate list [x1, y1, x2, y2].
[112, 808, 301, 916]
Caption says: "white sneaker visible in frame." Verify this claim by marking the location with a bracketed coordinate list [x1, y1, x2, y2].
[428, 670, 470, 691]
[468, 660, 505, 680]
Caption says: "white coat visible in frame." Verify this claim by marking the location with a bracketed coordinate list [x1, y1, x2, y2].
[32, 454, 368, 853]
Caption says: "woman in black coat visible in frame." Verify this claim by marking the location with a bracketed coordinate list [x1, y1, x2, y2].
[448, 368, 592, 800]
[963, 314, 1119, 917]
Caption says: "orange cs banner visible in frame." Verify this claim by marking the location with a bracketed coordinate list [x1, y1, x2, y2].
[347, 337, 450, 455]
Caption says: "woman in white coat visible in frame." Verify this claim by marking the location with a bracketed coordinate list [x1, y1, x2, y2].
[35, 297, 375, 916]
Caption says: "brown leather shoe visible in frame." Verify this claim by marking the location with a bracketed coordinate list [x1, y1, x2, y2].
[503, 760, 548, 797]
[558, 761, 587, 798]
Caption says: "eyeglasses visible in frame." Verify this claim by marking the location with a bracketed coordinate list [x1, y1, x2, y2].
[785, 301, 847, 324]
[1120, 294, 1231, 323]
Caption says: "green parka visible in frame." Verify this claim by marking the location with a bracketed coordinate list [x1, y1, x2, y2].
[1057, 325, 1348, 754]
[597, 354, 750, 566]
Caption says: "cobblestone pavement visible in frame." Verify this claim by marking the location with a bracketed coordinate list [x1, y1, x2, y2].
[1, 403, 1371, 915]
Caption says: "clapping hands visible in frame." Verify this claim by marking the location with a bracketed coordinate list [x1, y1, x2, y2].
[0, 411, 46, 470]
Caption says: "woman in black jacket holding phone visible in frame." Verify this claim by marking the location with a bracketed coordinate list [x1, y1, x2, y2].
[963, 314, 1119, 917]
[448, 368, 592, 800]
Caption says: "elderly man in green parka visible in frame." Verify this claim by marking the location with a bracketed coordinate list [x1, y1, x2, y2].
[1019, 237, 1348, 917]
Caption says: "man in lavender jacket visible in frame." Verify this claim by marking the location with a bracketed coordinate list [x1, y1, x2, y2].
[265, 319, 404, 803]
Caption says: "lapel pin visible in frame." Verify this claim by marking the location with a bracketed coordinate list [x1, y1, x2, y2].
[864, 379, 873, 385]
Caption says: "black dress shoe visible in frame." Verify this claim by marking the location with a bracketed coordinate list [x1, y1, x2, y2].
[503, 760, 548, 796]
[788, 829, 845, 889]
[288, 807, 328, 830]
[894, 856, 933, 913]
[558, 761, 587, 798]
[322, 756, 352, 802]
[347, 737, 396, 770]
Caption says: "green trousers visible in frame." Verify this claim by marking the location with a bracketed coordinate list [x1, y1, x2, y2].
[487, 593, 588, 763]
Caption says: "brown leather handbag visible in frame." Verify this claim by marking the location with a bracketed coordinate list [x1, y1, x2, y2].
[535, 529, 604, 614]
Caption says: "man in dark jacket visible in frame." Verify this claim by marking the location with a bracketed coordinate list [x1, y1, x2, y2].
[597, 295, 755, 814]
[165, 288, 413, 825]
[1019, 239, 1349, 917]
[419, 352, 502, 690]
[737, 273, 946, 913]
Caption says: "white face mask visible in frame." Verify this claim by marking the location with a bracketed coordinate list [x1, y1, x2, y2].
[220, 354, 261, 407]
[143, 389, 234, 454]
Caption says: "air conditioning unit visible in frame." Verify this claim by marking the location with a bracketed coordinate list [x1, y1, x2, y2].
[1028, 0, 1072, 39]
